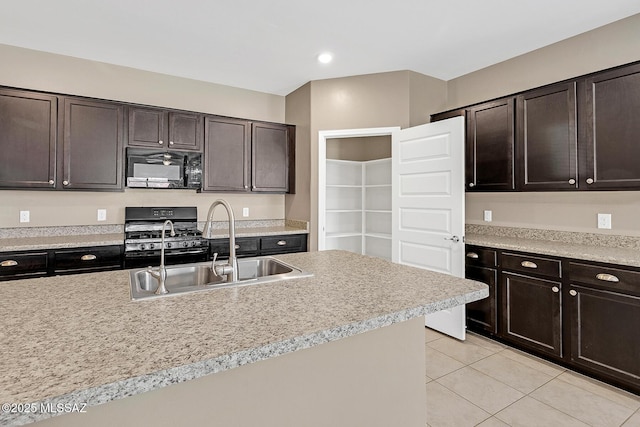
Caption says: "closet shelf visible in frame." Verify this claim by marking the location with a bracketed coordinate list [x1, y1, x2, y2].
[364, 233, 391, 240]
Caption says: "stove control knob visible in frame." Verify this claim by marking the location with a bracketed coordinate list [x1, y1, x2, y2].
[149, 243, 155, 250]
[167, 243, 172, 249]
[192, 241, 199, 247]
[182, 241, 189, 248]
[139, 244, 146, 251]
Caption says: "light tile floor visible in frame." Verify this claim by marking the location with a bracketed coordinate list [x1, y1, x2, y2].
[424, 328, 640, 427]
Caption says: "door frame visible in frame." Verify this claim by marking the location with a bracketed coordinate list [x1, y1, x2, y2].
[317, 127, 400, 250]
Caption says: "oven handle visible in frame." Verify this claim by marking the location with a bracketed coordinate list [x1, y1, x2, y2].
[164, 250, 208, 256]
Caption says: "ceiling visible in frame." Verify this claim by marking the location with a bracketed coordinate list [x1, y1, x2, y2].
[1, 1, 639, 96]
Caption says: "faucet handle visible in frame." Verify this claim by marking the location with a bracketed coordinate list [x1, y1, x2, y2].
[211, 252, 219, 275]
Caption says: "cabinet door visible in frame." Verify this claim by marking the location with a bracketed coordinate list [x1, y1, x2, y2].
[466, 265, 498, 335]
[568, 283, 640, 393]
[466, 98, 515, 191]
[501, 272, 562, 358]
[168, 112, 203, 151]
[516, 82, 578, 190]
[251, 122, 290, 192]
[62, 98, 124, 190]
[128, 107, 166, 148]
[580, 63, 640, 189]
[203, 116, 250, 192]
[0, 89, 57, 189]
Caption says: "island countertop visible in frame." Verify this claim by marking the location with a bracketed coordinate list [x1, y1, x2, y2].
[0, 250, 487, 426]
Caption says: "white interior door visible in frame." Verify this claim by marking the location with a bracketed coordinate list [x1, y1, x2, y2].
[392, 117, 466, 340]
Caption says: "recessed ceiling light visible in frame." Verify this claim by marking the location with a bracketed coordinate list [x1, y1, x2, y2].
[317, 52, 333, 64]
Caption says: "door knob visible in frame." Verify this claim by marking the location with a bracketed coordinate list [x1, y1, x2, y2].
[444, 236, 460, 243]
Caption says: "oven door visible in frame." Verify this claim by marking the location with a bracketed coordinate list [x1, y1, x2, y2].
[124, 249, 208, 269]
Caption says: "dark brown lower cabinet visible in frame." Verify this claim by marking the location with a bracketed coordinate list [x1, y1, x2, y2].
[501, 272, 563, 358]
[567, 262, 640, 393]
[466, 265, 498, 334]
[208, 234, 308, 260]
[466, 245, 639, 394]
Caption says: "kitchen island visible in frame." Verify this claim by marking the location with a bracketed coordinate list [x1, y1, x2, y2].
[0, 250, 487, 427]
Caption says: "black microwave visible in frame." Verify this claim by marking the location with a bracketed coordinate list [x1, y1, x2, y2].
[126, 148, 202, 189]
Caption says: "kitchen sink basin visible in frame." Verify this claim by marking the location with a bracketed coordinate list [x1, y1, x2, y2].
[129, 256, 312, 301]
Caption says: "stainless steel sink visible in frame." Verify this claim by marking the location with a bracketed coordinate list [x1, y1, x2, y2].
[129, 256, 312, 301]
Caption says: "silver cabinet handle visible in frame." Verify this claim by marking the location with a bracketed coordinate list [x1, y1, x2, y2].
[468, 183, 475, 188]
[49, 179, 55, 185]
[568, 179, 576, 185]
[569, 290, 577, 297]
[234, 244, 240, 249]
[63, 180, 69, 186]
[596, 273, 619, 283]
[169, 141, 174, 145]
[158, 140, 164, 145]
[586, 178, 594, 184]
[81, 254, 97, 261]
[1, 260, 18, 267]
[466, 252, 479, 259]
[552, 286, 559, 293]
[521, 261, 538, 269]
[244, 185, 248, 189]
[277, 240, 287, 246]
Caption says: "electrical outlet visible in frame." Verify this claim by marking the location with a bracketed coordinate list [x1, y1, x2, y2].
[242, 207, 249, 218]
[483, 210, 492, 222]
[597, 213, 612, 229]
[19, 210, 30, 223]
[97, 209, 107, 221]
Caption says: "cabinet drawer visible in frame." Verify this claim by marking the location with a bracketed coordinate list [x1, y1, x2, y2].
[209, 237, 259, 257]
[569, 262, 640, 295]
[54, 245, 122, 273]
[465, 246, 497, 268]
[261, 235, 305, 253]
[501, 252, 561, 279]
[0, 252, 48, 279]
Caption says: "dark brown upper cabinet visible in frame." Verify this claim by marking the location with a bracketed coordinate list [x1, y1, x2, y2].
[203, 116, 251, 192]
[579, 62, 640, 190]
[516, 82, 578, 191]
[465, 98, 515, 191]
[251, 122, 292, 193]
[128, 106, 203, 152]
[60, 97, 124, 191]
[203, 118, 294, 194]
[0, 88, 57, 189]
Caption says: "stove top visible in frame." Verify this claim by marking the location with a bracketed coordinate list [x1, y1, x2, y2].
[124, 207, 208, 255]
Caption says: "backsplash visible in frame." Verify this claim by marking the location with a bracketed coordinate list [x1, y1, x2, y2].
[0, 220, 309, 239]
[466, 224, 640, 250]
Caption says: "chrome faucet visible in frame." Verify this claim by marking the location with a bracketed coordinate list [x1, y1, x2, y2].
[147, 219, 175, 295]
[202, 199, 238, 282]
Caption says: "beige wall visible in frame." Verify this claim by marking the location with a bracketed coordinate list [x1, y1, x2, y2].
[452, 14, 640, 235]
[290, 70, 447, 250]
[284, 83, 312, 224]
[326, 136, 391, 161]
[35, 317, 427, 427]
[446, 14, 640, 110]
[0, 44, 286, 227]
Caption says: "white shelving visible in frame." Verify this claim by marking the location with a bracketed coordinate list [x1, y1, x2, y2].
[324, 158, 391, 260]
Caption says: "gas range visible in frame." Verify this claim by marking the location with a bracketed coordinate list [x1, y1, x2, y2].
[124, 207, 209, 268]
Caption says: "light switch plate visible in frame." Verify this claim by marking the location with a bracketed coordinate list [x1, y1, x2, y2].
[483, 210, 492, 222]
[242, 207, 249, 217]
[597, 213, 612, 229]
[19, 210, 30, 223]
[97, 209, 107, 221]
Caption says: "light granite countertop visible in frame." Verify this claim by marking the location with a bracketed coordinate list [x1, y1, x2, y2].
[466, 233, 640, 268]
[0, 222, 308, 253]
[0, 250, 487, 426]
